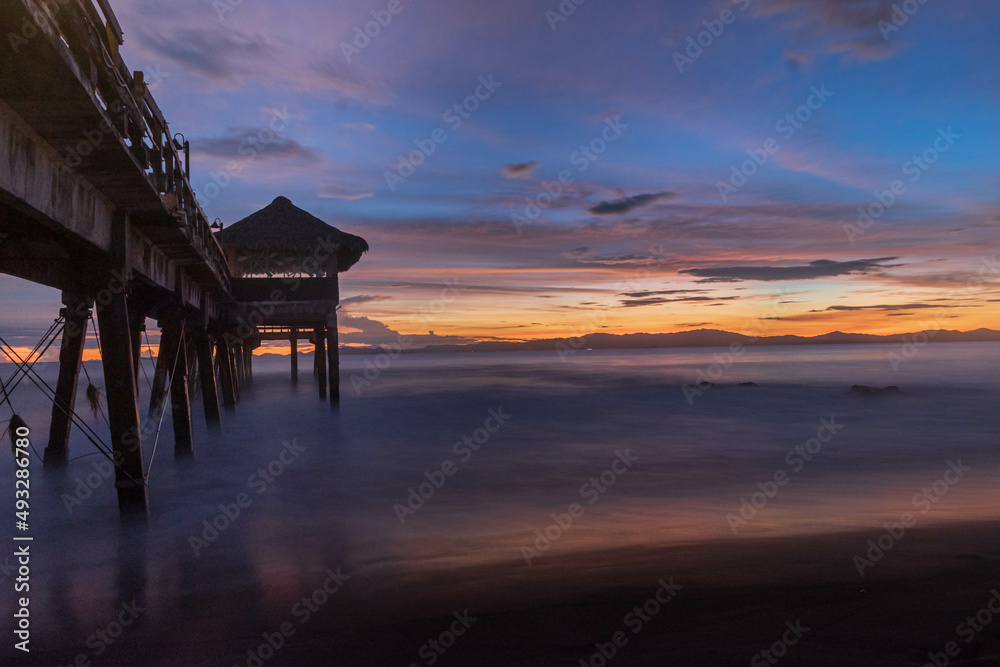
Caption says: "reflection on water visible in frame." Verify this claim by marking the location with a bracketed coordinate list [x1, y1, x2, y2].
[1, 343, 999, 662]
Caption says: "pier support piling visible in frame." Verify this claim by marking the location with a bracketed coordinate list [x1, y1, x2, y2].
[44, 291, 91, 466]
[196, 328, 221, 431]
[326, 313, 339, 404]
[128, 301, 145, 385]
[148, 319, 174, 426]
[315, 324, 327, 400]
[97, 289, 147, 514]
[230, 344, 241, 401]
[217, 338, 237, 412]
[166, 320, 193, 458]
[244, 344, 253, 383]
[290, 327, 298, 382]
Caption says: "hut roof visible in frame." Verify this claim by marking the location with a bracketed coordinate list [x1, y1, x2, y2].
[219, 196, 369, 274]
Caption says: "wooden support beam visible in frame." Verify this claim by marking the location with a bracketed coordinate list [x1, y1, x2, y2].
[167, 321, 193, 458]
[44, 292, 91, 466]
[147, 320, 173, 426]
[244, 344, 253, 383]
[315, 324, 327, 400]
[186, 335, 199, 395]
[217, 338, 237, 412]
[128, 307, 144, 385]
[231, 343, 239, 386]
[196, 328, 221, 431]
[290, 327, 298, 383]
[231, 344, 242, 401]
[97, 290, 147, 514]
[326, 313, 339, 404]
[195, 327, 222, 432]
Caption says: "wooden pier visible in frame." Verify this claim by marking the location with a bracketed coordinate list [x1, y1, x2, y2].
[0, 0, 367, 515]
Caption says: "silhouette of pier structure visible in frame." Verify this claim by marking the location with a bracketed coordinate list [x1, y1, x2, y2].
[0, 0, 367, 514]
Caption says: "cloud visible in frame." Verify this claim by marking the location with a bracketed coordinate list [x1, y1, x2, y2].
[587, 192, 677, 216]
[503, 161, 540, 179]
[133, 25, 272, 84]
[620, 296, 738, 308]
[759, 0, 900, 62]
[785, 51, 811, 70]
[318, 182, 374, 200]
[127, 16, 390, 103]
[341, 122, 376, 131]
[337, 313, 475, 347]
[340, 295, 392, 307]
[820, 302, 968, 312]
[618, 290, 707, 298]
[192, 127, 322, 162]
[564, 246, 671, 266]
[679, 257, 898, 282]
[336, 314, 398, 343]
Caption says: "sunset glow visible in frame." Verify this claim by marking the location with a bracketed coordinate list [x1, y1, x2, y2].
[2, 0, 998, 350]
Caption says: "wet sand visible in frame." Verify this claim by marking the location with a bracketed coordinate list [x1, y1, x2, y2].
[18, 520, 1000, 666]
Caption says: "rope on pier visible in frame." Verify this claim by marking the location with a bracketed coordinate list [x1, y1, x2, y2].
[141, 328, 156, 391]
[0, 317, 63, 403]
[80, 313, 110, 430]
[0, 317, 63, 461]
[0, 331, 141, 485]
[143, 326, 184, 483]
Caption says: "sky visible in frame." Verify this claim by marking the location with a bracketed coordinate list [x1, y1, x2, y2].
[3, 0, 1000, 353]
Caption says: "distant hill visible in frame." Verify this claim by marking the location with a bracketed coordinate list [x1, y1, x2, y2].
[340, 328, 1000, 355]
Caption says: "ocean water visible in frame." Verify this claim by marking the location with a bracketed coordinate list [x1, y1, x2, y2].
[1, 342, 999, 663]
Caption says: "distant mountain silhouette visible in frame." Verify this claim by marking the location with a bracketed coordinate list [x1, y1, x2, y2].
[337, 328, 1000, 355]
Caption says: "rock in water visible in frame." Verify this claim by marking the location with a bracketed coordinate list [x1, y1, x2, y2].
[850, 385, 901, 396]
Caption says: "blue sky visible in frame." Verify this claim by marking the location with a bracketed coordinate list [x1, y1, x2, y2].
[3, 0, 998, 349]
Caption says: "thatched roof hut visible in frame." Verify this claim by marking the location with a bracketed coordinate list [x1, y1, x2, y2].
[218, 196, 369, 277]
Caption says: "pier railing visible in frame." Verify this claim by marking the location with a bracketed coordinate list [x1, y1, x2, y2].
[33, 0, 230, 291]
